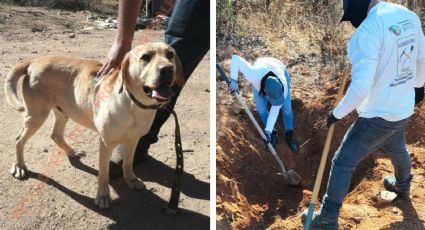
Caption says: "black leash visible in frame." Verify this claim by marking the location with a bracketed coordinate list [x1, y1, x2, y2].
[119, 78, 184, 213]
[165, 109, 184, 213]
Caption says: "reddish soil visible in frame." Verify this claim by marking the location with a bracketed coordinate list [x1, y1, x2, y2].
[216, 65, 425, 229]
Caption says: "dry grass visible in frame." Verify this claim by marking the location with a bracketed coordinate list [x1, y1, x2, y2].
[0, 0, 119, 15]
[217, 0, 425, 94]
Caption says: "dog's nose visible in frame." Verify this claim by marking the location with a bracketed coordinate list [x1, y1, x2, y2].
[160, 65, 173, 77]
[159, 65, 174, 84]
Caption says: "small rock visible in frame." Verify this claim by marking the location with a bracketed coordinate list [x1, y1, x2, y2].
[32, 27, 44, 33]
[380, 190, 398, 202]
[69, 34, 76, 38]
[352, 216, 362, 223]
[392, 207, 398, 214]
[42, 147, 48, 152]
[288, 208, 295, 214]
[82, 26, 94, 31]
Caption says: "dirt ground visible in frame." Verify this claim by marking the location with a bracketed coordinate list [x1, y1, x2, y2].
[216, 76, 425, 229]
[0, 4, 209, 230]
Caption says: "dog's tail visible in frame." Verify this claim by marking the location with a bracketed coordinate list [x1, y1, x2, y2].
[4, 60, 31, 112]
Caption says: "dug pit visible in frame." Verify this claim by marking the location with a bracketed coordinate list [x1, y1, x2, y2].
[216, 71, 425, 229]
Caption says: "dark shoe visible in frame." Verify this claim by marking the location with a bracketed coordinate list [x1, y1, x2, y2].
[109, 151, 124, 180]
[134, 141, 151, 163]
[285, 130, 299, 153]
[134, 132, 158, 162]
[301, 209, 338, 230]
[384, 175, 411, 199]
[270, 130, 278, 148]
[108, 143, 152, 180]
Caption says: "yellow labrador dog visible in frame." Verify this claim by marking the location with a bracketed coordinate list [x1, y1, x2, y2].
[5, 42, 183, 208]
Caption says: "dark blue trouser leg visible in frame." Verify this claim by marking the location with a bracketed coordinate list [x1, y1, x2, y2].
[320, 117, 411, 220]
[137, 0, 210, 151]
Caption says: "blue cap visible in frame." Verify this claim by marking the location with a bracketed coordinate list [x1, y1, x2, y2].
[265, 77, 284, 106]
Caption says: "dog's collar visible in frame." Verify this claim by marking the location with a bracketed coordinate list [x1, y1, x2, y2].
[124, 87, 161, 110]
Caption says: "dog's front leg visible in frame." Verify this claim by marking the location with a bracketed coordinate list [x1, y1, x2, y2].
[121, 143, 146, 190]
[95, 139, 113, 208]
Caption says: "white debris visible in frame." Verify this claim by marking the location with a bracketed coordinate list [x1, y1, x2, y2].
[380, 190, 398, 202]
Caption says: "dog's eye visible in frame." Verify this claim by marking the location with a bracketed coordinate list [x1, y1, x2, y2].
[166, 51, 174, 59]
[141, 54, 151, 62]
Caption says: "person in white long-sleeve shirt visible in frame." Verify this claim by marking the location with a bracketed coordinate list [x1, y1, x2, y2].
[302, 0, 425, 229]
[229, 55, 299, 152]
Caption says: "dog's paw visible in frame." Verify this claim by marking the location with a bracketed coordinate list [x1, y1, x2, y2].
[67, 150, 86, 158]
[10, 163, 27, 179]
[125, 177, 146, 190]
[94, 194, 111, 208]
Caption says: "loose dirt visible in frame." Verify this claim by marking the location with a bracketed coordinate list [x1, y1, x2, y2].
[216, 65, 425, 229]
[216, 55, 425, 230]
[0, 4, 209, 230]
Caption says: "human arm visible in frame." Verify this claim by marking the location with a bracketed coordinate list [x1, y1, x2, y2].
[333, 22, 380, 119]
[230, 55, 256, 82]
[265, 105, 282, 133]
[97, 0, 144, 77]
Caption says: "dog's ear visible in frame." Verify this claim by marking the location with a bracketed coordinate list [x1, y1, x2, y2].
[119, 53, 131, 93]
[174, 54, 186, 87]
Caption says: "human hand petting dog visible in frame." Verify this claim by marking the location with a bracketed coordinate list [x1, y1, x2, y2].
[97, 0, 143, 78]
[97, 42, 131, 78]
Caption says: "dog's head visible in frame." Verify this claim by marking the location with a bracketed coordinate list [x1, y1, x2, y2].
[120, 42, 184, 105]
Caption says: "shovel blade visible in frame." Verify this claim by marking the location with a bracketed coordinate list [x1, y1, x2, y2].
[279, 169, 302, 186]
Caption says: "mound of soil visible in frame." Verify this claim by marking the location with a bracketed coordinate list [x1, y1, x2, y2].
[216, 68, 425, 229]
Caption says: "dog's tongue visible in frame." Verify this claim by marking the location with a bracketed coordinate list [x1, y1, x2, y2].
[152, 85, 173, 101]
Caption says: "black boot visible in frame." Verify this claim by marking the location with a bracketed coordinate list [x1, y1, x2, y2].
[109, 133, 158, 179]
[285, 129, 299, 153]
[134, 133, 158, 162]
[270, 129, 278, 148]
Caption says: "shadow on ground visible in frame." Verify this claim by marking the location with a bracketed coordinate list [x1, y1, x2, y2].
[27, 156, 209, 230]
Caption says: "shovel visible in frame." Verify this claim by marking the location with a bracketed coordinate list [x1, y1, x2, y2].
[216, 64, 302, 186]
[304, 66, 351, 230]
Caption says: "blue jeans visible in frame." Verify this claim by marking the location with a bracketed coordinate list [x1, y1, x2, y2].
[321, 117, 412, 219]
[137, 0, 210, 149]
[252, 69, 293, 130]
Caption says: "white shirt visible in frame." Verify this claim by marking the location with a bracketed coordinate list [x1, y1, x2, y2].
[230, 55, 289, 132]
[334, 2, 425, 121]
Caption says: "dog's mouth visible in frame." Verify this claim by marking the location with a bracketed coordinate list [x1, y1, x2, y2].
[143, 85, 174, 102]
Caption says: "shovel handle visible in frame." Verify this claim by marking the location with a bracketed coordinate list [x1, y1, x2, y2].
[235, 93, 288, 173]
[304, 66, 351, 230]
